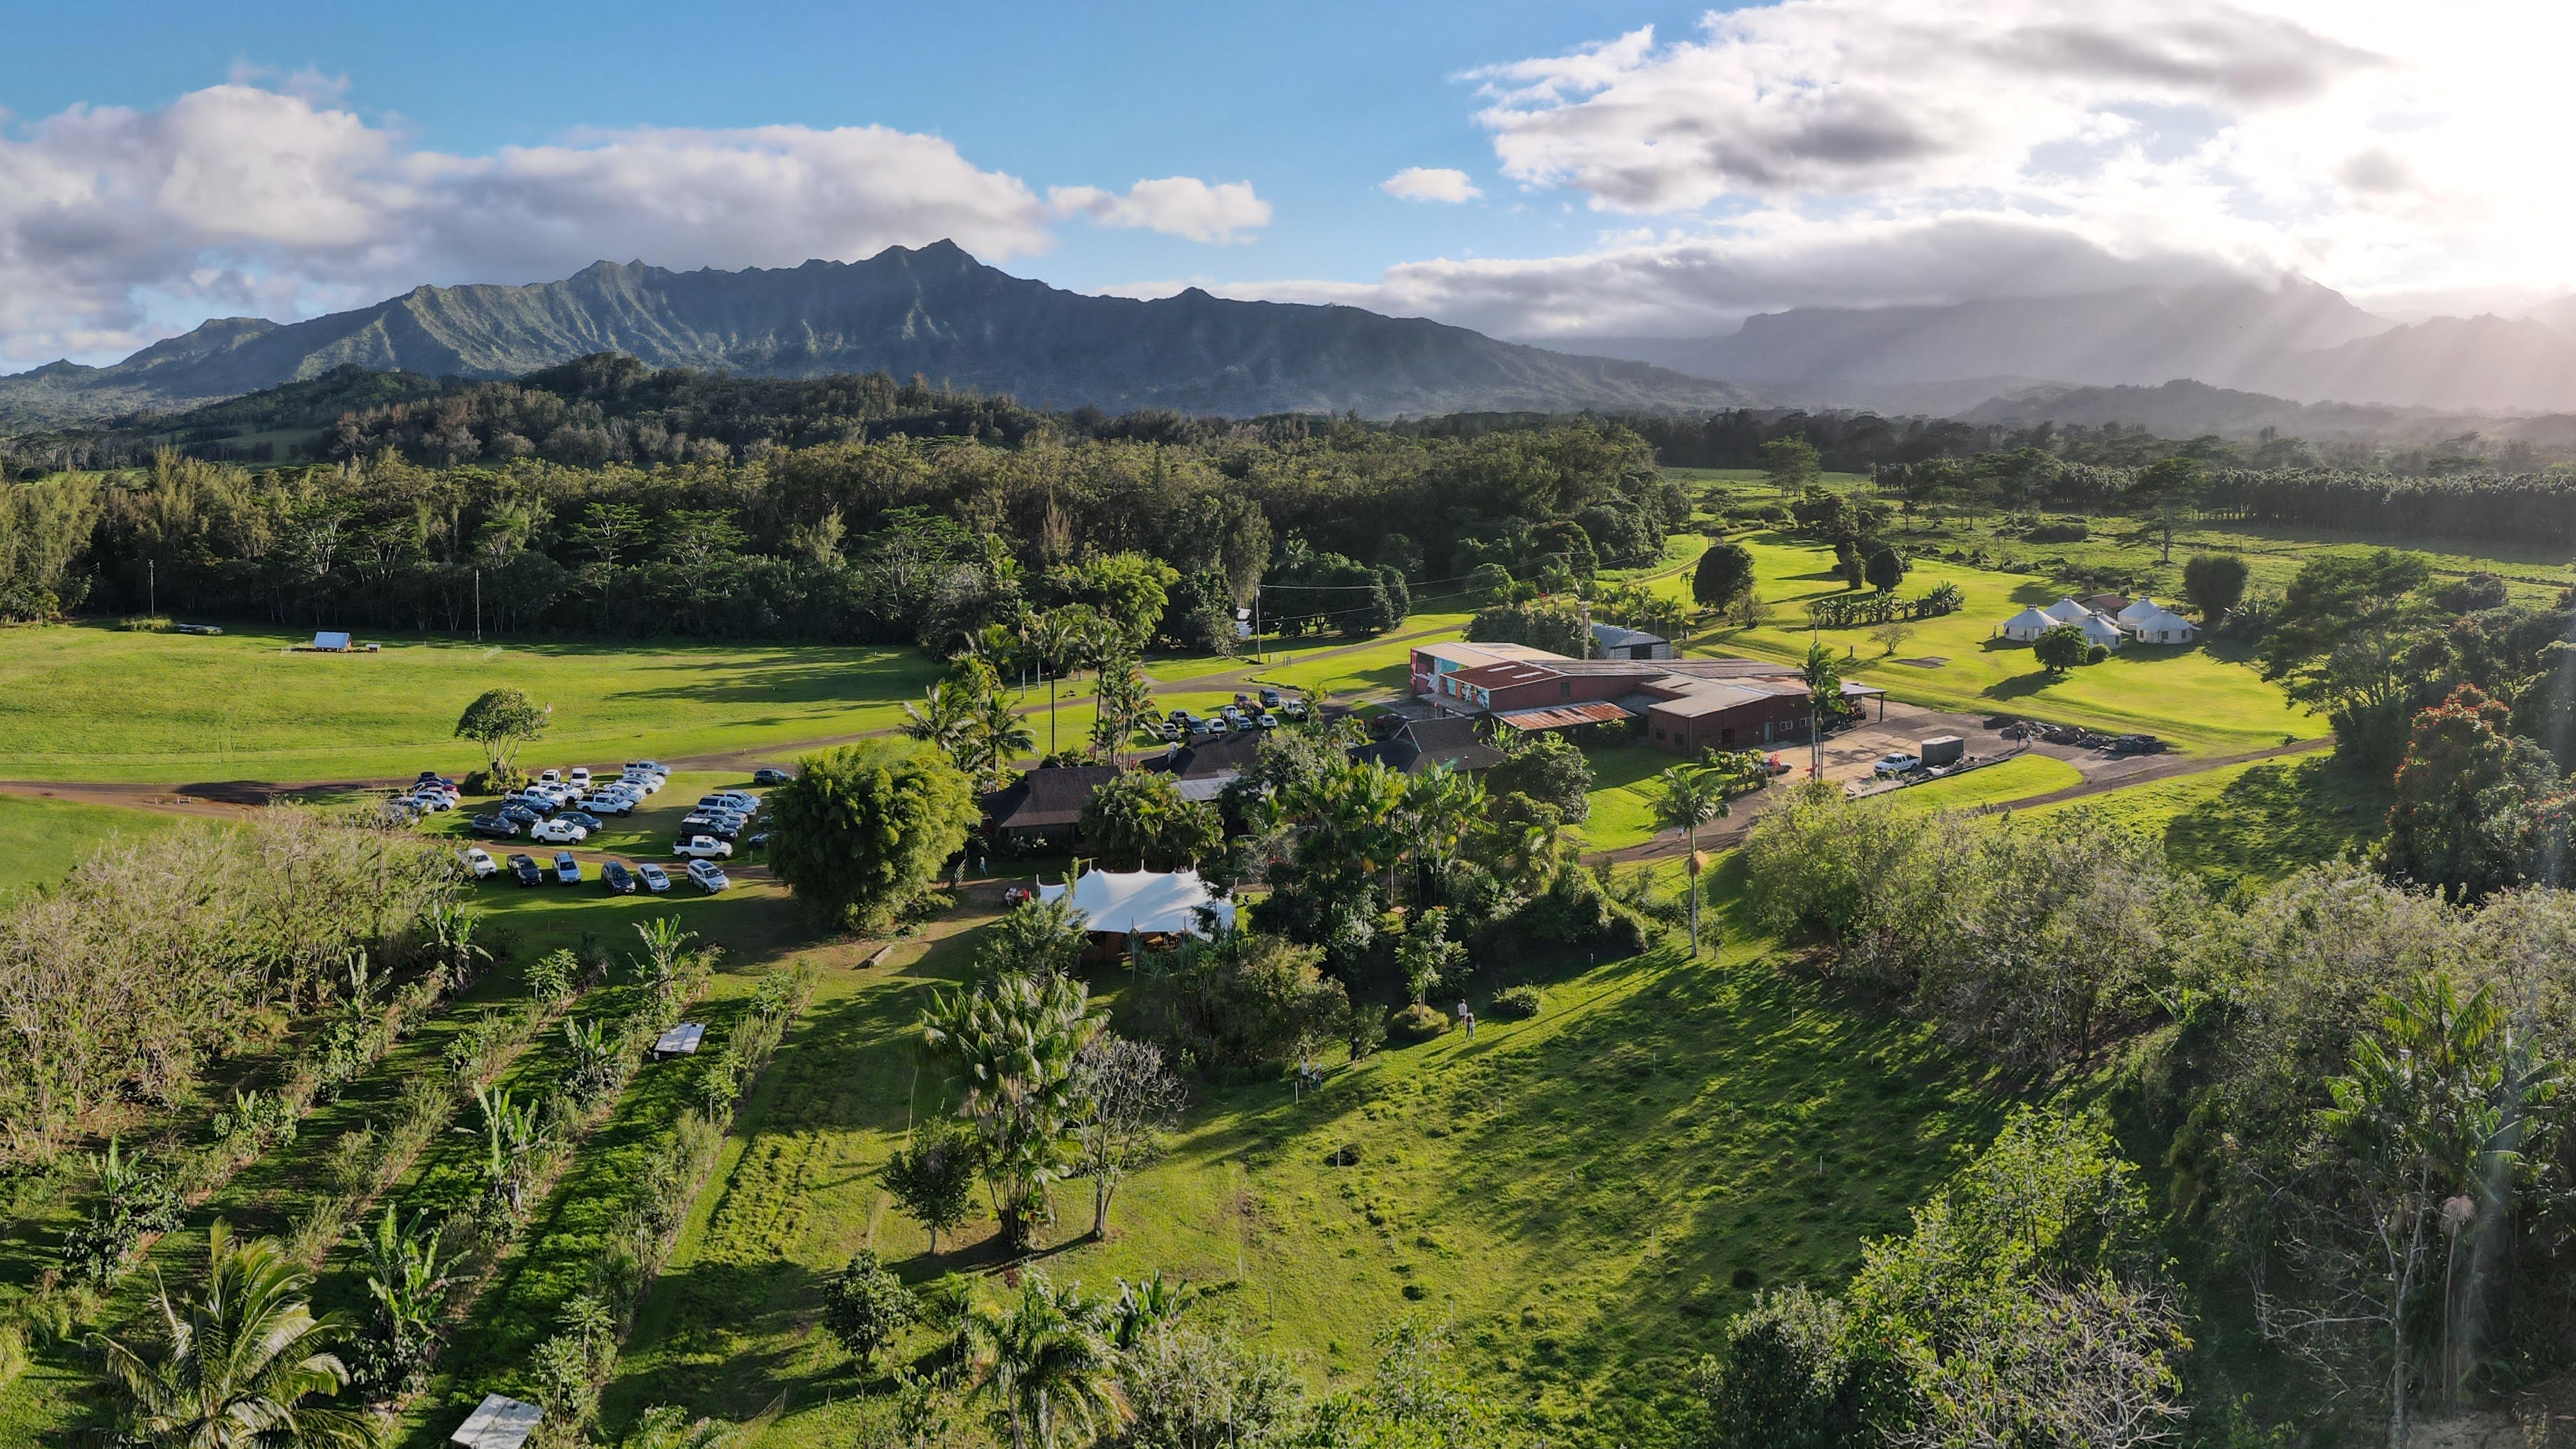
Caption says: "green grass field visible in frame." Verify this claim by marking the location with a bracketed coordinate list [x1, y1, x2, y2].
[1671, 537, 2320, 752]
[2025, 751, 2385, 888]
[1881, 753, 2085, 813]
[0, 794, 190, 895]
[597, 886, 2011, 1448]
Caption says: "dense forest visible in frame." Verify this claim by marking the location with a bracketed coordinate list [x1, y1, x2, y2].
[0, 361, 1685, 648]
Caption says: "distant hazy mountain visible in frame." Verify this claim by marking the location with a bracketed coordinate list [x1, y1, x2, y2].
[0, 241, 1756, 428]
[2256, 314, 2576, 412]
[1952, 379, 2482, 440]
[1550, 281, 2390, 394]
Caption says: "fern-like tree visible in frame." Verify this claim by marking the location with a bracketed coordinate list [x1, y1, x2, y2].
[921, 971, 1104, 1251]
[93, 1221, 375, 1448]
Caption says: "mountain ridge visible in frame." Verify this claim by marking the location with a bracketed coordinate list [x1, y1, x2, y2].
[0, 243, 1756, 428]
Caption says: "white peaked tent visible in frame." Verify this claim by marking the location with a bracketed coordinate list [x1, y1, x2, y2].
[2115, 597, 2167, 629]
[2131, 607, 2198, 644]
[2001, 606, 2058, 641]
[2076, 613, 2126, 650]
[2042, 597, 2093, 624]
[1038, 869, 1237, 938]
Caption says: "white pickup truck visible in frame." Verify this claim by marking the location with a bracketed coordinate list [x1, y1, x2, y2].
[672, 835, 733, 859]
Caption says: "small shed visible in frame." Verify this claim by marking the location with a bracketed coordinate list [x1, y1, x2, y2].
[311, 631, 353, 651]
[651, 1023, 706, 1060]
[1589, 622, 1677, 661]
[1918, 735, 1965, 768]
[452, 1394, 545, 1449]
[2000, 606, 2056, 641]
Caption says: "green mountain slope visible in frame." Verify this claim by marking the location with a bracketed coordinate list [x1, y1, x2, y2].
[0, 242, 1756, 425]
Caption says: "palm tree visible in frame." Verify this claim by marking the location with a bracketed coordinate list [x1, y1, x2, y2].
[961, 1272, 1127, 1449]
[353, 1205, 450, 1396]
[1649, 765, 1727, 957]
[1026, 611, 1081, 757]
[1402, 766, 1487, 906]
[903, 682, 979, 769]
[1088, 651, 1155, 769]
[977, 692, 1038, 791]
[93, 1222, 374, 1448]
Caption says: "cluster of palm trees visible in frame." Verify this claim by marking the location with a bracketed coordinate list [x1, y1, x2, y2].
[1589, 579, 1695, 643]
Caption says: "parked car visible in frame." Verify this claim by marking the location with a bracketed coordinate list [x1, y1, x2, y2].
[752, 767, 793, 786]
[1871, 753, 1920, 778]
[626, 760, 669, 779]
[1259, 687, 1282, 709]
[408, 791, 454, 811]
[743, 831, 769, 851]
[619, 772, 664, 795]
[579, 793, 634, 816]
[557, 810, 605, 833]
[1281, 699, 1310, 721]
[713, 791, 759, 813]
[530, 817, 590, 844]
[687, 859, 731, 894]
[682, 813, 744, 840]
[538, 768, 561, 786]
[471, 813, 520, 837]
[1257, 712, 1279, 729]
[636, 862, 673, 893]
[498, 804, 543, 828]
[601, 859, 637, 894]
[507, 853, 543, 886]
[568, 767, 591, 788]
[673, 835, 733, 859]
[554, 851, 583, 885]
[460, 847, 498, 878]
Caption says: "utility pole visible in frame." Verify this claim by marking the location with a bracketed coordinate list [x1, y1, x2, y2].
[1252, 585, 1262, 664]
[473, 568, 482, 643]
[147, 559, 154, 618]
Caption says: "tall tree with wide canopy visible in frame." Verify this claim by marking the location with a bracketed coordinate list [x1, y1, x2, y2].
[769, 740, 980, 932]
[93, 1222, 374, 1449]
[1693, 540, 1757, 614]
[452, 687, 549, 782]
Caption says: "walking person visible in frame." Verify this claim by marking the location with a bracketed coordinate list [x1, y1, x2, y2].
[1458, 999, 1474, 1041]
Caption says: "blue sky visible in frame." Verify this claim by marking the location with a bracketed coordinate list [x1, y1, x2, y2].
[0, 2, 2554, 365]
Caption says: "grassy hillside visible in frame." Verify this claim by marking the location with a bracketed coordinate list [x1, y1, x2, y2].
[599, 884, 2010, 1448]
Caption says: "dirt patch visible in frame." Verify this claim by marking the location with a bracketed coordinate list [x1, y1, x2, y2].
[1893, 656, 1950, 668]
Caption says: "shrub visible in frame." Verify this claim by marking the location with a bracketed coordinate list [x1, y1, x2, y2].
[2085, 643, 2110, 664]
[2024, 518, 2090, 543]
[115, 615, 173, 632]
[1489, 985, 1543, 1019]
[1387, 1004, 1449, 1044]
[820, 1249, 915, 1369]
[1517, 865, 1652, 953]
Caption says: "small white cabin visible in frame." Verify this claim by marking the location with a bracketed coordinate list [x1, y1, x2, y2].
[2000, 606, 2057, 641]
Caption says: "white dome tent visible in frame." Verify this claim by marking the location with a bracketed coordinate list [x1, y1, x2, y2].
[2131, 607, 2198, 645]
[2076, 613, 2126, 651]
[2000, 606, 2058, 641]
[2114, 597, 2167, 630]
[2042, 598, 2093, 624]
[1036, 869, 1237, 939]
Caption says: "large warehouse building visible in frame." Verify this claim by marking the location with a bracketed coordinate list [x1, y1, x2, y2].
[1407, 641, 1880, 755]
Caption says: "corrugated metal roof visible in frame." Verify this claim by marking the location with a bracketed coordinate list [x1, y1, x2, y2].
[1494, 701, 1635, 731]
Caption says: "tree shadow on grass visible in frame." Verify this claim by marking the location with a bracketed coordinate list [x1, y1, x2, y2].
[1982, 669, 2068, 702]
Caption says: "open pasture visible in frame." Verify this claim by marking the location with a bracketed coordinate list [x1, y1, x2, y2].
[1666, 536, 2321, 753]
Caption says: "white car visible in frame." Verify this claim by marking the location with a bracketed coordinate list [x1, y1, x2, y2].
[619, 772, 665, 795]
[579, 792, 635, 816]
[636, 862, 673, 893]
[530, 817, 590, 844]
[538, 768, 561, 785]
[672, 835, 733, 859]
[687, 859, 731, 893]
[568, 767, 591, 788]
[459, 847, 498, 878]
[1257, 713, 1279, 729]
[408, 791, 454, 811]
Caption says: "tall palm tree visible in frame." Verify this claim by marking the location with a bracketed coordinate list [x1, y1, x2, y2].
[903, 682, 979, 769]
[1088, 652, 1155, 769]
[961, 1272, 1127, 1449]
[93, 1222, 374, 1448]
[977, 692, 1038, 791]
[920, 972, 1103, 1251]
[1402, 765, 1487, 906]
[1026, 611, 1081, 757]
[1649, 765, 1727, 957]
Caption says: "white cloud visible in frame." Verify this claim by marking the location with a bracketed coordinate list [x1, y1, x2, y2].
[1186, 1, 2576, 338]
[1048, 177, 1271, 244]
[0, 84, 1264, 367]
[1381, 167, 1482, 203]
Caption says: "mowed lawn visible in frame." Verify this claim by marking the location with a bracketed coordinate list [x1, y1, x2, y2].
[0, 794, 192, 895]
[601, 887, 2010, 1449]
[0, 624, 960, 785]
[1668, 536, 2321, 753]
